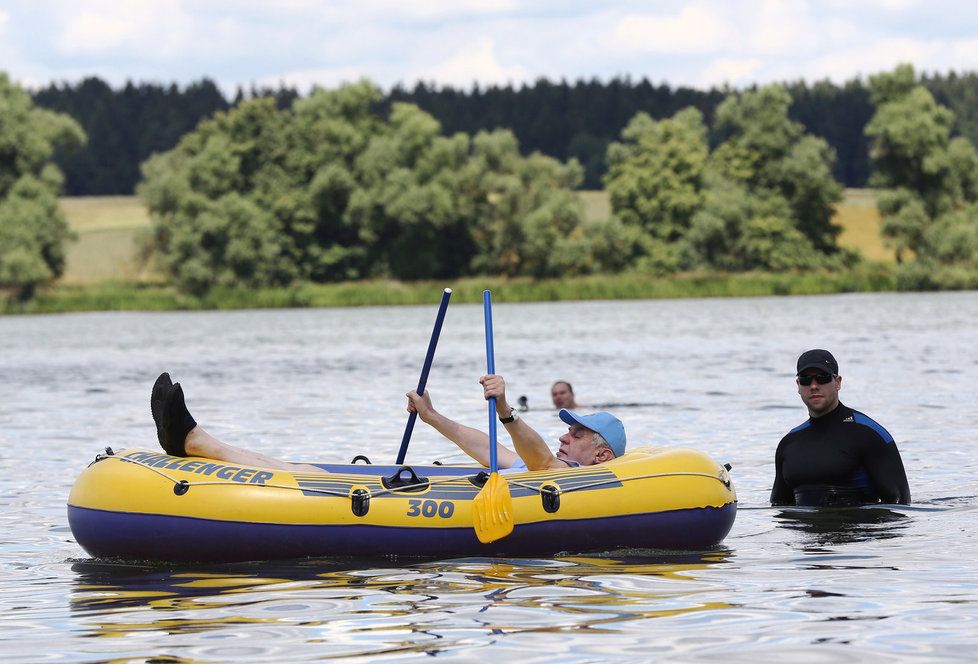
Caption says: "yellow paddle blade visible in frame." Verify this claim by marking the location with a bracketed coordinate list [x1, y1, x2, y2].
[472, 472, 514, 543]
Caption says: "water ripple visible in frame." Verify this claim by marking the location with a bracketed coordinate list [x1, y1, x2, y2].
[2, 293, 978, 661]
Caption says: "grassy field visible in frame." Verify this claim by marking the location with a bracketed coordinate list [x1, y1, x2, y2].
[60, 196, 158, 283]
[59, 189, 890, 282]
[832, 189, 893, 262]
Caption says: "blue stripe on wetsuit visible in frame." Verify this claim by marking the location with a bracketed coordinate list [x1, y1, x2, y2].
[852, 412, 895, 443]
[788, 420, 812, 434]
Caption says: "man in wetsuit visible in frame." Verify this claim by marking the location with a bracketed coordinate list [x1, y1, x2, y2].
[771, 349, 911, 507]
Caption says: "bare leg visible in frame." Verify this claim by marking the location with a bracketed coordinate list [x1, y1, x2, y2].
[183, 426, 325, 473]
[153, 374, 326, 473]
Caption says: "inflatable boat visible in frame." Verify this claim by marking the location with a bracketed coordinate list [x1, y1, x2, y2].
[67, 446, 737, 562]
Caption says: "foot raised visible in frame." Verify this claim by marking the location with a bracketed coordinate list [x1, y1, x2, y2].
[150, 372, 172, 448]
[160, 383, 197, 457]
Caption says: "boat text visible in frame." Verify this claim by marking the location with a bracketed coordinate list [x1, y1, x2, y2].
[122, 451, 275, 484]
[407, 498, 455, 518]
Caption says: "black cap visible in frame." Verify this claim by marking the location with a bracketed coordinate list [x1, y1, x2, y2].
[796, 349, 838, 375]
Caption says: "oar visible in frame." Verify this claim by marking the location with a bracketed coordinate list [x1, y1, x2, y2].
[395, 287, 452, 465]
[473, 289, 514, 543]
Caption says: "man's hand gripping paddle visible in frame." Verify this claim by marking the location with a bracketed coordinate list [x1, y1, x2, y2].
[472, 290, 515, 543]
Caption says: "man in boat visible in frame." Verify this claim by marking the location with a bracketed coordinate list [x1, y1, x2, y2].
[151, 372, 625, 473]
[407, 374, 625, 472]
[770, 349, 911, 507]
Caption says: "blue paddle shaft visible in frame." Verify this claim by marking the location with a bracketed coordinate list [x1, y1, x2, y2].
[484, 290, 498, 473]
[396, 288, 452, 465]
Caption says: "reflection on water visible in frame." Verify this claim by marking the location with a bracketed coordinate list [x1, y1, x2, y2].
[4, 293, 978, 660]
[774, 506, 911, 547]
[69, 553, 733, 657]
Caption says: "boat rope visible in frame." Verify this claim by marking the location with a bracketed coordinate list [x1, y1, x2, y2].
[507, 471, 730, 495]
[104, 454, 466, 498]
[99, 454, 729, 500]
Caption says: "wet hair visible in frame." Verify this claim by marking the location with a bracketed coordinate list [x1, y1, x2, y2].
[551, 380, 574, 394]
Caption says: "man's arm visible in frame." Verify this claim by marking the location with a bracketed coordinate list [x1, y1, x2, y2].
[862, 434, 911, 505]
[481, 375, 565, 471]
[406, 389, 520, 468]
[770, 440, 795, 506]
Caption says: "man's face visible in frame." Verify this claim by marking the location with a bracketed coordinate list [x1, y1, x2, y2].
[558, 425, 602, 465]
[797, 368, 842, 417]
[551, 382, 575, 408]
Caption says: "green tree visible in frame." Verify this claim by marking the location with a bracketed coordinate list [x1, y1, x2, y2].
[710, 85, 843, 253]
[607, 85, 845, 272]
[604, 108, 708, 242]
[866, 63, 978, 281]
[465, 131, 586, 278]
[682, 172, 819, 271]
[0, 73, 85, 300]
[141, 80, 594, 294]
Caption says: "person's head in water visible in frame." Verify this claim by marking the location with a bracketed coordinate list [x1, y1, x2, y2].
[551, 380, 578, 409]
[796, 349, 842, 418]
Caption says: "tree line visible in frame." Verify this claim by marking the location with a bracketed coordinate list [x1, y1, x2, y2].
[31, 71, 978, 195]
[3, 65, 977, 300]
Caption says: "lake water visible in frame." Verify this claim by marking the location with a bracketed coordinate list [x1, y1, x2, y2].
[1, 291, 977, 661]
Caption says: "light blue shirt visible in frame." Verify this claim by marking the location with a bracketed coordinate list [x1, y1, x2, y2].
[501, 458, 580, 474]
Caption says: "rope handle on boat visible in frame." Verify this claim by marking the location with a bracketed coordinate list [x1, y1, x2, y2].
[101, 454, 465, 498]
[506, 470, 732, 495]
[97, 454, 732, 499]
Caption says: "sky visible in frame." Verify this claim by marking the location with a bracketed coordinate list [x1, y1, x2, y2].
[3, 0, 978, 96]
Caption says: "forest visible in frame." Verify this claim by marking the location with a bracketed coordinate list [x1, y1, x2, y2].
[2, 65, 977, 306]
[31, 71, 978, 195]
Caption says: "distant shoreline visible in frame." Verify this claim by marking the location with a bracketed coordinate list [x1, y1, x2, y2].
[4, 269, 899, 315]
[1, 190, 898, 315]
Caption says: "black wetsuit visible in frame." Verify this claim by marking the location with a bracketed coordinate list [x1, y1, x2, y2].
[771, 402, 911, 506]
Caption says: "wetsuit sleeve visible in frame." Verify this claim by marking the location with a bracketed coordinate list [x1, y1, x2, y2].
[770, 439, 794, 506]
[863, 437, 911, 505]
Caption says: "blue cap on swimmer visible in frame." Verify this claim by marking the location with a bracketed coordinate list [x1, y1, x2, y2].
[558, 409, 627, 458]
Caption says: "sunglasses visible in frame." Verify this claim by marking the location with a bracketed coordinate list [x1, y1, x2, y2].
[797, 373, 836, 386]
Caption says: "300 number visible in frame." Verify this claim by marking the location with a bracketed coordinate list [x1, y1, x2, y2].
[406, 499, 455, 518]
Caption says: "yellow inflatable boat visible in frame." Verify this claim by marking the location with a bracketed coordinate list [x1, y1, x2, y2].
[67, 446, 736, 562]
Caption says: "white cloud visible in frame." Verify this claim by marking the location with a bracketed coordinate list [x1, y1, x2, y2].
[60, 12, 136, 52]
[947, 38, 978, 65]
[55, 1, 249, 61]
[748, 0, 820, 55]
[865, 0, 922, 11]
[411, 38, 527, 88]
[254, 66, 373, 95]
[612, 4, 729, 55]
[266, 0, 520, 25]
[698, 57, 765, 87]
[8, 1, 978, 95]
[367, 0, 519, 21]
[801, 37, 931, 81]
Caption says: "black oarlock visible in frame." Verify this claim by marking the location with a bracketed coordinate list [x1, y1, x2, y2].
[541, 485, 560, 513]
[351, 488, 370, 516]
[381, 466, 429, 492]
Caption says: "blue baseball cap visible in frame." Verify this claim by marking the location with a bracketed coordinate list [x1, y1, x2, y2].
[558, 409, 627, 457]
